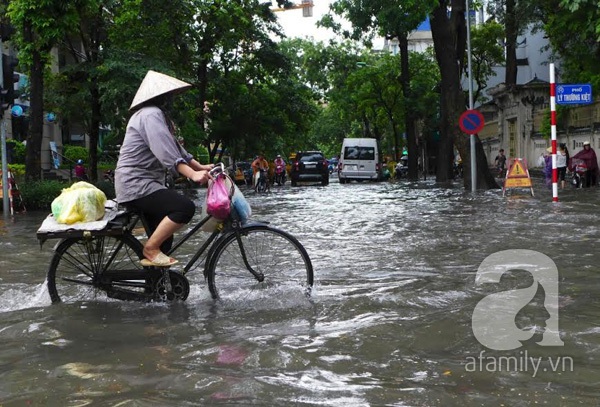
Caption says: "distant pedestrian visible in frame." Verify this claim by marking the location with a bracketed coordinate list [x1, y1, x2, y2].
[74, 159, 88, 181]
[556, 144, 568, 189]
[494, 149, 507, 177]
[543, 148, 552, 188]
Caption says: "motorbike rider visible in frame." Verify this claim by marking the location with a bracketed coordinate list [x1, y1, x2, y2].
[251, 154, 269, 190]
[570, 141, 599, 187]
[395, 155, 408, 179]
[274, 154, 286, 184]
[74, 159, 88, 181]
[274, 154, 286, 168]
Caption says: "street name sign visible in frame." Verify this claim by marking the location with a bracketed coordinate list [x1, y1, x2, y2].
[556, 84, 593, 105]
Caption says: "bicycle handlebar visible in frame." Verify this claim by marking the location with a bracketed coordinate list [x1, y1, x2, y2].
[209, 163, 225, 177]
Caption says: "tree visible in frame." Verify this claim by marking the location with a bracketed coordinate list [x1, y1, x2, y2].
[486, 0, 539, 87]
[6, 0, 80, 181]
[323, 0, 436, 180]
[540, 0, 600, 90]
[107, 0, 317, 162]
[346, 54, 405, 155]
[53, 0, 113, 182]
[430, 0, 498, 188]
[468, 21, 505, 105]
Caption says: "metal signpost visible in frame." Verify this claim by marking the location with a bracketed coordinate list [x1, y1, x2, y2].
[549, 72, 593, 202]
[459, 108, 485, 192]
[465, 0, 476, 193]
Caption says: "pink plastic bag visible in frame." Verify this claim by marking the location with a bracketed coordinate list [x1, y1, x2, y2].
[206, 174, 231, 220]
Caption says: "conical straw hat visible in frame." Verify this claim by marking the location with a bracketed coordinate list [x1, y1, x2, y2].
[129, 70, 192, 110]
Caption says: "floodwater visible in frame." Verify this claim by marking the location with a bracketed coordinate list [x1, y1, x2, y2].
[1, 176, 599, 406]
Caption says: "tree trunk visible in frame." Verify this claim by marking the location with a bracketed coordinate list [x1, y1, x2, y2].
[475, 136, 499, 188]
[430, 0, 499, 189]
[89, 84, 101, 182]
[398, 34, 418, 181]
[430, 2, 462, 183]
[25, 38, 44, 182]
[504, 0, 518, 87]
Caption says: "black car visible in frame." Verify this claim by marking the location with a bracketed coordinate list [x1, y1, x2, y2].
[290, 151, 329, 186]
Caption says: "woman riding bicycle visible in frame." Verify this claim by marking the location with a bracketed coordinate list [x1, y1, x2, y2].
[114, 70, 213, 267]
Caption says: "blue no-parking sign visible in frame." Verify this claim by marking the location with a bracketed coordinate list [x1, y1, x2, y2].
[459, 109, 485, 135]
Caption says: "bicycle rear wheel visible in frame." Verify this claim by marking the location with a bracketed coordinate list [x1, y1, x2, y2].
[46, 234, 144, 303]
[206, 225, 314, 300]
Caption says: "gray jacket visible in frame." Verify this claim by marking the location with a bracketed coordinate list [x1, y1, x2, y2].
[115, 106, 192, 203]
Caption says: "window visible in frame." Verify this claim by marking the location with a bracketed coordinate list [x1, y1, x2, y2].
[344, 146, 375, 160]
[299, 153, 324, 162]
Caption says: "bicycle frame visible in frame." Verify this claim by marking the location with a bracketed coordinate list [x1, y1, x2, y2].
[130, 209, 260, 279]
[43, 162, 312, 304]
[118, 164, 261, 279]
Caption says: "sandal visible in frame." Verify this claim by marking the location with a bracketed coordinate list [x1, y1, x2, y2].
[140, 252, 178, 267]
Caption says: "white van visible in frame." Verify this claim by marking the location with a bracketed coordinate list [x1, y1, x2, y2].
[338, 138, 381, 183]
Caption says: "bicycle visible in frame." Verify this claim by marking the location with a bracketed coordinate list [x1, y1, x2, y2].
[38, 165, 314, 304]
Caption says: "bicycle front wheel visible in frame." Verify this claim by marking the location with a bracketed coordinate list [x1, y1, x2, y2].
[47, 234, 144, 303]
[206, 225, 313, 300]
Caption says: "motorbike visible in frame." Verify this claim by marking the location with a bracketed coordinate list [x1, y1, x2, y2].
[274, 164, 286, 186]
[255, 168, 270, 193]
[570, 158, 588, 188]
[395, 158, 408, 179]
[328, 158, 339, 174]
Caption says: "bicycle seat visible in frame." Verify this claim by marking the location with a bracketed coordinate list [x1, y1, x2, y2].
[109, 205, 152, 235]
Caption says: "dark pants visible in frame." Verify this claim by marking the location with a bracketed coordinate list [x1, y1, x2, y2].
[125, 189, 195, 253]
[585, 171, 597, 188]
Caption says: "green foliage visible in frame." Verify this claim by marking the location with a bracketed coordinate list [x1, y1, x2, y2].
[543, 0, 600, 90]
[62, 145, 88, 164]
[6, 0, 80, 67]
[469, 21, 505, 104]
[8, 164, 26, 176]
[186, 144, 210, 164]
[4, 0, 600, 190]
[6, 139, 26, 164]
[18, 180, 68, 211]
[324, 0, 437, 45]
[292, 38, 441, 159]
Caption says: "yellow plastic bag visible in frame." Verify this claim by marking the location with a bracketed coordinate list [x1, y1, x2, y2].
[51, 181, 107, 225]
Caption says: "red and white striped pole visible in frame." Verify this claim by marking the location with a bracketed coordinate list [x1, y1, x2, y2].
[550, 63, 558, 202]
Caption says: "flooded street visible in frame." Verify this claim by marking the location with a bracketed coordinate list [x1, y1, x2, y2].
[1, 176, 599, 406]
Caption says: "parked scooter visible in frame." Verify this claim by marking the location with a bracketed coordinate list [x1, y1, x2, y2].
[571, 158, 588, 188]
[395, 156, 408, 179]
[274, 164, 286, 186]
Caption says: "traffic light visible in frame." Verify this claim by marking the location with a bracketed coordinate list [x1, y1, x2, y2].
[0, 23, 15, 41]
[0, 87, 10, 112]
[1, 55, 19, 113]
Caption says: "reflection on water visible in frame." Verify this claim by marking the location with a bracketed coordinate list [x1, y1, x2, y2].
[1, 179, 600, 405]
